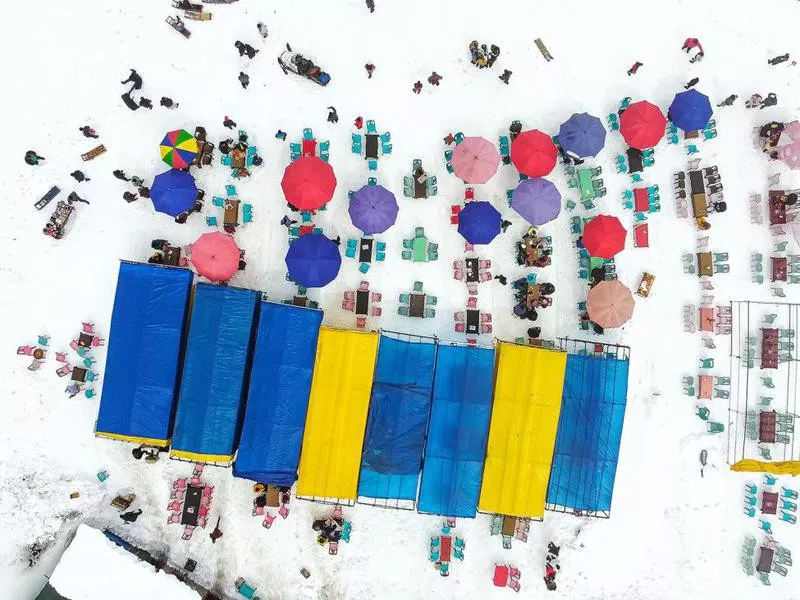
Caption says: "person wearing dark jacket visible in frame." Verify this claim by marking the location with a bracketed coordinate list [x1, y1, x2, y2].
[223, 116, 237, 129]
[627, 61, 643, 75]
[160, 96, 178, 108]
[113, 169, 130, 181]
[365, 63, 375, 78]
[209, 518, 223, 543]
[79, 126, 99, 139]
[501, 219, 512, 232]
[760, 93, 778, 109]
[234, 40, 246, 57]
[684, 77, 699, 89]
[138, 97, 153, 109]
[494, 274, 507, 285]
[138, 186, 150, 199]
[716, 94, 737, 107]
[327, 107, 339, 123]
[24, 151, 44, 165]
[427, 72, 442, 86]
[499, 69, 512, 84]
[67, 192, 90, 205]
[120, 509, 142, 523]
[768, 54, 790, 66]
[123, 191, 138, 203]
[412, 81, 423, 94]
[239, 72, 250, 89]
[366, 0, 375, 12]
[70, 170, 90, 182]
[120, 69, 143, 90]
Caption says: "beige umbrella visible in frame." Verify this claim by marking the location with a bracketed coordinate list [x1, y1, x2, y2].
[586, 280, 635, 328]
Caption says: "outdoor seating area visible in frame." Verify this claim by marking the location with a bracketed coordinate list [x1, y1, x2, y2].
[219, 129, 260, 178]
[516, 227, 552, 267]
[344, 237, 386, 273]
[352, 119, 391, 170]
[403, 159, 437, 198]
[512, 276, 554, 321]
[565, 165, 605, 208]
[166, 463, 215, 540]
[313, 506, 353, 555]
[453, 257, 492, 293]
[402, 227, 438, 263]
[489, 514, 531, 549]
[342, 281, 382, 328]
[454, 296, 492, 335]
[251, 484, 291, 529]
[289, 127, 330, 162]
[492, 564, 522, 591]
[682, 251, 729, 277]
[209, 184, 253, 232]
[429, 524, 465, 577]
[673, 163, 724, 230]
[398, 281, 436, 318]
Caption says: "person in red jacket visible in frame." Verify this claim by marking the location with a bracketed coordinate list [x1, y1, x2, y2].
[354, 116, 364, 129]
[365, 63, 375, 79]
[627, 61, 643, 76]
[682, 37, 704, 62]
[412, 81, 423, 94]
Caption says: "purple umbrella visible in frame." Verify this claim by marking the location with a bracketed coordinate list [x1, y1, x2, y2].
[348, 184, 399, 234]
[511, 177, 561, 226]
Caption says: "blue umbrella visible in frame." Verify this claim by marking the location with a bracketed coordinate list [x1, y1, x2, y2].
[285, 233, 341, 287]
[150, 169, 197, 217]
[668, 89, 713, 132]
[349, 184, 398, 234]
[457, 201, 501, 245]
[558, 113, 606, 158]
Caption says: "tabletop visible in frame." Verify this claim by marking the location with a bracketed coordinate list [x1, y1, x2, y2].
[634, 223, 649, 247]
[577, 169, 595, 200]
[762, 491, 779, 515]
[71, 366, 87, 382]
[365, 134, 379, 159]
[771, 257, 787, 282]
[692, 194, 708, 218]
[689, 171, 705, 195]
[698, 307, 714, 332]
[78, 332, 94, 348]
[465, 258, 480, 282]
[224, 199, 241, 226]
[696, 252, 713, 277]
[440, 536, 452, 563]
[759, 411, 777, 444]
[409, 293, 426, 317]
[230, 150, 246, 170]
[698, 374, 713, 399]
[302, 139, 317, 157]
[526, 285, 541, 309]
[769, 191, 787, 225]
[501, 515, 516, 536]
[356, 290, 370, 316]
[756, 546, 774, 574]
[359, 238, 374, 264]
[292, 295, 308, 307]
[413, 172, 428, 199]
[466, 309, 480, 333]
[633, 188, 650, 212]
[412, 236, 428, 262]
[627, 148, 644, 173]
[182, 484, 203, 526]
[163, 246, 182, 266]
[493, 565, 509, 587]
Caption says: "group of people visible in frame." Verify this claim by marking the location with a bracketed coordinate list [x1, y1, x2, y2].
[113, 169, 150, 203]
[544, 542, 561, 591]
[120, 69, 178, 111]
[516, 226, 552, 268]
[512, 279, 555, 321]
[312, 516, 345, 545]
[468, 40, 500, 68]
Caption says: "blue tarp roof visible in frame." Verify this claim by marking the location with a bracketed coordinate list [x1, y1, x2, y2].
[546, 354, 629, 513]
[234, 301, 322, 484]
[358, 336, 436, 501]
[95, 262, 193, 444]
[417, 344, 495, 517]
[171, 284, 259, 462]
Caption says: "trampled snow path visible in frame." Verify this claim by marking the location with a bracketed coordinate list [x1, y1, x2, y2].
[2, 0, 800, 598]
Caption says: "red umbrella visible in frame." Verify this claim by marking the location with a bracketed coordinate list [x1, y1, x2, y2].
[619, 101, 666, 150]
[281, 157, 337, 210]
[583, 215, 627, 259]
[190, 232, 241, 282]
[510, 130, 557, 177]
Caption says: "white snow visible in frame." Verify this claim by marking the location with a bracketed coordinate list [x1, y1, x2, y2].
[47, 524, 200, 600]
[1, 0, 800, 599]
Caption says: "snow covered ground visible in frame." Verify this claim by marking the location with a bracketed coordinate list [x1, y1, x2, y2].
[2, 0, 800, 598]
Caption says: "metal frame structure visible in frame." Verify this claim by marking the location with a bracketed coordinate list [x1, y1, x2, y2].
[727, 301, 799, 465]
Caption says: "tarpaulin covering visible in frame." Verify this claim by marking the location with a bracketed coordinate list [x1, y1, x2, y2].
[546, 354, 629, 512]
[358, 336, 437, 501]
[479, 344, 566, 518]
[417, 344, 495, 517]
[297, 328, 379, 500]
[96, 262, 193, 446]
[170, 284, 259, 464]
[233, 302, 322, 485]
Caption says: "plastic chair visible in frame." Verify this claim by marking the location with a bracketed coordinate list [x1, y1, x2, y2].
[303, 127, 313, 141]
[707, 422, 725, 433]
[762, 376, 775, 389]
[359, 263, 370, 274]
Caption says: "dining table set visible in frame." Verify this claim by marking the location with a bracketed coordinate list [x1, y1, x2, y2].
[398, 281, 436, 318]
[166, 463, 215, 541]
[454, 296, 492, 335]
[402, 227, 438, 263]
[403, 159, 438, 199]
[343, 280, 382, 328]
[209, 184, 253, 232]
[289, 127, 330, 162]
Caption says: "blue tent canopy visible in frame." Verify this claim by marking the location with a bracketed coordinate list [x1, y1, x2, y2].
[417, 344, 495, 517]
[358, 336, 437, 502]
[546, 354, 629, 513]
[150, 168, 198, 217]
[457, 201, 501, 245]
[95, 262, 193, 445]
[285, 233, 342, 287]
[234, 301, 322, 485]
[668, 89, 713, 132]
[171, 284, 259, 463]
[558, 112, 607, 158]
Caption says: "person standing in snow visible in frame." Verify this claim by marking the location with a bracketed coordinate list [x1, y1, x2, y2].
[123, 191, 138, 203]
[768, 54, 790, 66]
[365, 63, 375, 78]
[160, 96, 178, 109]
[138, 186, 150, 199]
[716, 94, 737, 107]
[760, 93, 778, 109]
[498, 69, 512, 84]
[494, 274, 507, 285]
[684, 77, 699, 89]
[79, 126, 99, 139]
[412, 81, 423, 94]
[682, 38, 704, 63]
[130, 176, 145, 188]
[120, 509, 142, 523]
[427, 71, 442, 86]
[257, 22, 268, 39]
[280, 215, 298, 228]
[275, 130, 287, 141]
[354, 116, 364, 129]
[113, 169, 130, 181]
[243, 43, 258, 59]
[70, 170, 90, 182]
[234, 40, 247, 57]
[501, 219, 512, 232]
[25, 151, 44, 165]
[745, 93, 763, 109]
[239, 72, 250, 89]
[223, 116, 237, 129]
[627, 61, 643, 76]
[210, 518, 223, 543]
[327, 107, 339, 123]
[120, 68, 143, 90]
[67, 192, 89, 205]
[138, 97, 153, 110]
[365, 0, 375, 12]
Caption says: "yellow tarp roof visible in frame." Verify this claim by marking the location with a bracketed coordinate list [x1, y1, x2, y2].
[296, 328, 379, 500]
[479, 343, 567, 518]
[731, 460, 800, 475]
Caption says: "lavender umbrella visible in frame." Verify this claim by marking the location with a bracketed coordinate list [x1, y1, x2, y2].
[511, 177, 561, 226]
[348, 184, 399, 234]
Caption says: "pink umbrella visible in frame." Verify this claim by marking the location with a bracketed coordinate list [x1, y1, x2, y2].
[451, 137, 501, 184]
[586, 280, 635, 329]
[189, 232, 241, 282]
[776, 121, 800, 170]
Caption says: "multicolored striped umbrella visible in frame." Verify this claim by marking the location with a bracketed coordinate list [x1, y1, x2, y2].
[159, 129, 198, 169]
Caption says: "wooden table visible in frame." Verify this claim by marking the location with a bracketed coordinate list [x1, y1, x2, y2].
[633, 223, 649, 247]
[689, 171, 705, 195]
[78, 332, 94, 348]
[771, 257, 788, 282]
[465, 258, 480, 283]
[224, 199, 241, 226]
[230, 149, 246, 170]
[692, 194, 708, 218]
[762, 491, 779, 515]
[71, 366, 87, 383]
[359, 238, 374, 264]
[633, 188, 650, 212]
[626, 148, 643, 173]
[699, 307, 714, 332]
[762, 328, 779, 369]
[466, 309, 480, 334]
[265, 485, 281, 507]
[181, 485, 203, 526]
[759, 411, 777, 444]
[769, 191, 787, 225]
[163, 246, 182, 266]
[684, 130, 699, 139]
[501, 515, 516, 536]
[365, 134, 379, 159]
[292, 295, 308, 307]
[525, 284, 541, 309]
[698, 375, 713, 399]
[697, 252, 713, 277]
[409, 293, 426, 317]
[356, 290, 370, 316]
[413, 171, 428, 199]
[756, 547, 774, 574]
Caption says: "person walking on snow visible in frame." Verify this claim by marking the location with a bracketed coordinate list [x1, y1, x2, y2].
[138, 97, 153, 110]
[210, 518, 223, 543]
[25, 151, 44, 165]
[682, 38, 704, 62]
[354, 116, 364, 129]
[760, 93, 778, 109]
[768, 54, 790, 66]
[717, 94, 737, 107]
[745, 93, 763, 109]
[684, 77, 699, 89]
[627, 61, 643, 76]
[280, 215, 297, 228]
[113, 169, 130, 181]
[275, 130, 287, 141]
[123, 191, 138, 203]
[70, 170, 90, 182]
[428, 72, 442, 86]
[79, 126, 98, 139]
[501, 219, 512, 232]
[499, 69, 512, 84]
[242, 43, 258, 59]
[257, 22, 268, 39]
[223, 116, 237, 129]
[327, 107, 339, 123]
[412, 81, 423, 94]
[239, 72, 250, 89]
[120, 509, 142, 523]
[120, 68, 142, 90]
[130, 176, 145, 188]
[366, 0, 375, 12]
[365, 63, 375, 78]
[160, 96, 178, 109]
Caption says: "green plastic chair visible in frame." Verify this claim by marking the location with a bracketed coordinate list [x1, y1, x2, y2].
[566, 199, 577, 210]
[413, 281, 423, 292]
[780, 329, 795, 338]
[398, 306, 409, 317]
[426, 296, 438, 305]
[402, 239, 413, 249]
[399, 294, 410, 304]
[696, 406, 710, 420]
[714, 388, 730, 399]
[762, 376, 775, 389]
[401, 250, 412, 260]
[707, 422, 725, 434]
[424, 308, 436, 318]
[206, 216, 218, 226]
[714, 376, 730, 386]
[699, 358, 714, 369]
[683, 387, 696, 397]
[415, 227, 425, 238]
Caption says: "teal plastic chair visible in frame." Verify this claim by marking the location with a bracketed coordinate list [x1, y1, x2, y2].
[566, 199, 576, 210]
[413, 281, 423, 292]
[380, 132, 391, 143]
[319, 140, 330, 152]
[359, 263, 370, 273]
[352, 141, 362, 154]
[346, 238, 357, 249]
[368, 159, 378, 171]
[376, 241, 386, 252]
[376, 251, 385, 261]
[345, 247, 357, 259]
[366, 120, 377, 134]
[368, 177, 377, 186]
[424, 308, 435, 318]
[398, 306, 409, 317]
[699, 358, 714, 369]
[290, 142, 301, 153]
[454, 132, 464, 144]
[243, 212, 253, 223]
[382, 143, 392, 155]
[426, 296, 438, 305]
[696, 406, 710, 420]
[578, 269, 588, 279]
[399, 294, 410, 304]
[444, 150, 453, 161]
[401, 250, 412, 260]
[762, 376, 775, 388]
[212, 196, 225, 207]
[707, 422, 725, 433]
[206, 216, 218, 226]
[303, 127, 313, 140]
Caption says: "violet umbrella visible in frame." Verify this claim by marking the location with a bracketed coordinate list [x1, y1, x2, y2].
[348, 184, 399, 234]
[189, 232, 241, 282]
[451, 136, 501, 184]
[587, 280, 635, 329]
[511, 177, 561, 226]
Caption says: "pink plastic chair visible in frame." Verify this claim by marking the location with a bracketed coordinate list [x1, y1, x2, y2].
[202, 485, 214, 496]
[69, 340, 79, 351]
[193, 463, 204, 476]
[199, 506, 209, 517]
[453, 270, 464, 281]
[479, 271, 492, 282]
[91, 337, 105, 347]
[55, 351, 69, 363]
[182, 526, 194, 540]
[197, 516, 207, 528]
[343, 291, 355, 301]
[167, 501, 182, 512]
[508, 579, 520, 592]
[82, 322, 95, 334]
[28, 360, 43, 372]
[167, 514, 180, 525]
[455, 323, 466, 333]
[481, 324, 493, 334]
[453, 260, 465, 270]
[173, 478, 187, 489]
[481, 313, 492, 323]
[170, 489, 185, 500]
[467, 297, 478, 309]
[464, 243, 475, 252]
[359, 280, 369, 291]
[279, 505, 289, 519]
[329, 541, 339, 555]
[263, 513, 276, 528]
[509, 567, 521, 580]
[253, 505, 265, 516]
[467, 283, 478, 295]
[190, 477, 202, 487]
[56, 365, 73, 377]
[370, 307, 382, 317]
[371, 292, 382, 303]
[454, 311, 465, 322]
[342, 301, 354, 311]
[479, 260, 491, 269]
[16, 345, 34, 356]
[178, 257, 189, 267]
